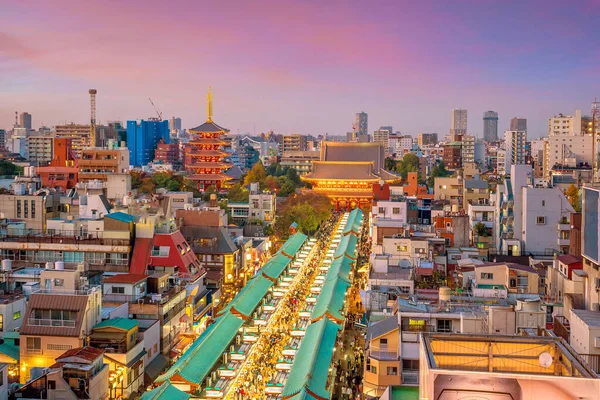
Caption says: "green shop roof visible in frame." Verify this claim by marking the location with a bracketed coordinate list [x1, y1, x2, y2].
[141, 382, 190, 400]
[261, 254, 293, 280]
[280, 232, 308, 257]
[93, 317, 138, 331]
[311, 277, 350, 324]
[282, 317, 340, 399]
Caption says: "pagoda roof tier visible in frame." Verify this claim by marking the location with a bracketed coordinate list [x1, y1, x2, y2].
[186, 162, 231, 169]
[185, 150, 228, 157]
[302, 161, 381, 182]
[187, 138, 227, 145]
[189, 120, 229, 133]
[313, 189, 375, 198]
[187, 173, 232, 181]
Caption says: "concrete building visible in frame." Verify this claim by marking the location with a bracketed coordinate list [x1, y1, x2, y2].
[419, 333, 600, 400]
[281, 134, 307, 153]
[450, 108, 467, 137]
[443, 142, 462, 170]
[417, 133, 438, 146]
[0, 129, 6, 150]
[154, 140, 182, 170]
[496, 165, 574, 255]
[19, 269, 103, 383]
[0, 291, 26, 339]
[280, 150, 320, 175]
[54, 123, 92, 158]
[27, 134, 53, 165]
[373, 128, 391, 154]
[461, 135, 476, 164]
[504, 130, 527, 168]
[78, 147, 130, 198]
[581, 186, 600, 311]
[19, 112, 32, 132]
[355, 112, 368, 136]
[169, 116, 182, 135]
[483, 110, 498, 142]
[510, 117, 527, 132]
[0, 190, 60, 230]
[227, 183, 276, 225]
[434, 176, 463, 206]
[389, 135, 414, 158]
[549, 110, 582, 136]
[467, 203, 495, 249]
[126, 119, 170, 166]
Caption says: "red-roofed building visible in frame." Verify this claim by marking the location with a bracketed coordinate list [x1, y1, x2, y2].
[37, 138, 79, 191]
[129, 231, 203, 277]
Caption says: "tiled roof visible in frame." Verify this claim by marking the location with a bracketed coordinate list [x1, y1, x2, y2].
[557, 254, 582, 265]
[93, 317, 138, 331]
[189, 120, 229, 133]
[104, 274, 148, 284]
[321, 141, 385, 171]
[56, 346, 104, 363]
[20, 294, 89, 337]
[367, 316, 399, 340]
[141, 382, 190, 400]
[304, 161, 380, 181]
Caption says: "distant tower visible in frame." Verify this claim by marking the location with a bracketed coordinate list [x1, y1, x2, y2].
[354, 112, 368, 136]
[89, 89, 97, 147]
[483, 111, 499, 142]
[510, 117, 527, 132]
[450, 109, 467, 138]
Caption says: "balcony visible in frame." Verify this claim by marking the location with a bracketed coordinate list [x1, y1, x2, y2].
[557, 223, 571, 231]
[368, 346, 398, 360]
[557, 238, 570, 246]
[553, 316, 570, 342]
[0, 230, 130, 247]
[28, 318, 76, 328]
[401, 371, 419, 385]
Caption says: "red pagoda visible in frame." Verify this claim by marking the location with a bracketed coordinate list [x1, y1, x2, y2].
[185, 87, 232, 191]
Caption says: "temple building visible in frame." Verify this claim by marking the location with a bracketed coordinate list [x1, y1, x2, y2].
[302, 141, 398, 210]
[184, 87, 232, 191]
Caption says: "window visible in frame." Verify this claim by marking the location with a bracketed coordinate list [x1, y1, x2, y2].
[437, 319, 452, 333]
[16, 200, 21, 218]
[111, 286, 125, 294]
[0, 314, 3, 331]
[31, 200, 35, 218]
[26, 337, 41, 352]
[48, 380, 56, 390]
[54, 279, 64, 287]
[542, 200, 546, 206]
[379, 338, 388, 347]
[24, 200, 28, 218]
[378, 207, 385, 215]
[403, 359, 419, 371]
[398, 245, 408, 252]
[387, 367, 398, 375]
[537, 216, 546, 224]
[13, 311, 20, 320]
[392, 208, 400, 215]
[481, 272, 494, 280]
[371, 366, 377, 374]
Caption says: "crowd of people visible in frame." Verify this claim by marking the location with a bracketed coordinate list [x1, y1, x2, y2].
[229, 214, 341, 399]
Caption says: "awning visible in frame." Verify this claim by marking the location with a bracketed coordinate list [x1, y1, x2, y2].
[145, 354, 169, 385]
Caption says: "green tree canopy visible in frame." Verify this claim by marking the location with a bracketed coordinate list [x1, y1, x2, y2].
[395, 153, 420, 181]
[244, 161, 266, 186]
[428, 161, 452, 187]
[565, 184, 581, 212]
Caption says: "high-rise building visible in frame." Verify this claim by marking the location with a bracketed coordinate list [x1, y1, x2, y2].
[543, 110, 592, 177]
[0, 129, 6, 150]
[27, 134, 53, 165]
[450, 109, 467, 137]
[19, 112, 32, 131]
[483, 111, 498, 142]
[169, 117, 182, 135]
[54, 123, 92, 158]
[417, 133, 438, 146]
[354, 112, 368, 136]
[510, 117, 527, 132]
[503, 130, 527, 170]
[126, 119, 170, 166]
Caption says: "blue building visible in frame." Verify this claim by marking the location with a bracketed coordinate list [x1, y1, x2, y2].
[237, 144, 260, 171]
[126, 119, 170, 166]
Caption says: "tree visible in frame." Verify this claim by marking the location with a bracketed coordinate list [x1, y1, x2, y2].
[139, 177, 156, 194]
[244, 161, 266, 186]
[384, 157, 396, 172]
[473, 222, 488, 237]
[565, 184, 581, 212]
[428, 161, 451, 187]
[131, 171, 144, 190]
[0, 160, 22, 176]
[274, 191, 332, 239]
[396, 153, 420, 180]
[226, 183, 249, 202]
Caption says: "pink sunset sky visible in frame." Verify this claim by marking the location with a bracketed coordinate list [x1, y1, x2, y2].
[1, 0, 599, 137]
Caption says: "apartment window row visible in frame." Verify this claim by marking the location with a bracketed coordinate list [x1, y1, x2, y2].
[15, 200, 34, 218]
[481, 272, 494, 280]
[47, 343, 73, 351]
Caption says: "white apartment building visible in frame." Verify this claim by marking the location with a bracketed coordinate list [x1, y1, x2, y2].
[389, 135, 413, 158]
[373, 129, 391, 154]
[496, 148, 507, 175]
[548, 109, 582, 136]
[496, 165, 574, 255]
[503, 130, 527, 167]
[543, 134, 593, 177]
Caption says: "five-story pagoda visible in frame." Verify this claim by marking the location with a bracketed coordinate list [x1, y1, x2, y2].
[185, 87, 231, 191]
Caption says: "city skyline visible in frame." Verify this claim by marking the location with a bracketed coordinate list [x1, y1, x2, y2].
[1, 0, 599, 137]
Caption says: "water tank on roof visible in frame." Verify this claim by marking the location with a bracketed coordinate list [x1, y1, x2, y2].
[451, 204, 459, 213]
[1, 260, 12, 272]
[55, 261, 65, 271]
[439, 286, 451, 304]
[45, 261, 53, 270]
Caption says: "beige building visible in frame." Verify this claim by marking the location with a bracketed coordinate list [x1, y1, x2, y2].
[27, 135, 53, 165]
[281, 134, 307, 153]
[280, 150, 320, 175]
[434, 176, 463, 206]
[19, 269, 102, 383]
[419, 333, 600, 400]
[54, 123, 92, 158]
[78, 147, 130, 183]
[0, 191, 60, 230]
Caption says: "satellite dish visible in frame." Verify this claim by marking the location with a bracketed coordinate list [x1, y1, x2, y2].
[539, 352, 553, 368]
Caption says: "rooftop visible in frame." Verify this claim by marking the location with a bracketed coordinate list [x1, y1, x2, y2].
[56, 346, 104, 363]
[93, 317, 138, 331]
[571, 309, 600, 328]
[104, 274, 147, 284]
[557, 254, 583, 265]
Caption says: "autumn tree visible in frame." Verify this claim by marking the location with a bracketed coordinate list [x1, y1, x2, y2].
[244, 161, 267, 186]
[565, 184, 581, 212]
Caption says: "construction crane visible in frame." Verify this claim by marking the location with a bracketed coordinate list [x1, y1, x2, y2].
[89, 89, 97, 147]
[149, 98, 163, 121]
